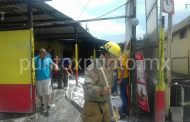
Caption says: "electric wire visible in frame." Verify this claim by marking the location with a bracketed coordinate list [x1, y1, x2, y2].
[77, 0, 90, 19]
[92, 0, 131, 20]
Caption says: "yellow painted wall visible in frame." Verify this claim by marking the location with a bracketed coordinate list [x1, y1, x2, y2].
[171, 26, 190, 75]
[0, 30, 32, 84]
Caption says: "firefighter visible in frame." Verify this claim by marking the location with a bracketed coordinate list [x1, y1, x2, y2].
[82, 41, 121, 122]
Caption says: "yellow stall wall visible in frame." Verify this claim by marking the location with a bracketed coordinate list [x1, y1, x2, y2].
[0, 30, 32, 84]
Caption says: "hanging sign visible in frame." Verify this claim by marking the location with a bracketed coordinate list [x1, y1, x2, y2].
[135, 52, 150, 112]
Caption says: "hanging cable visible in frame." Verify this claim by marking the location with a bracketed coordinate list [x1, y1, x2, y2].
[77, 0, 90, 19]
[92, 1, 131, 20]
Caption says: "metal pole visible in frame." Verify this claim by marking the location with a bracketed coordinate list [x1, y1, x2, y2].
[93, 39, 96, 59]
[188, 50, 190, 76]
[155, 0, 166, 122]
[125, 0, 131, 114]
[166, 13, 173, 117]
[156, 0, 159, 46]
[145, 0, 148, 34]
[125, 0, 128, 45]
[64, 15, 128, 24]
[74, 25, 78, 85]
[27, 1, 36, 112]
[27, 1, 34, 83]
[132, 0, 136, 41]
[27, 1, 33, 28]
[130, 0, 137, 115]
[185, 4, 190, 8]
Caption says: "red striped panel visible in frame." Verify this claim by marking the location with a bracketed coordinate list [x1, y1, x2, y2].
[155, 91, 165, 122]
[0, 84, 36, 113]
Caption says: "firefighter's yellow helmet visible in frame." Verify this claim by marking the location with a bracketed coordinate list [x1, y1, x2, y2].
[104, 41, 121, 57]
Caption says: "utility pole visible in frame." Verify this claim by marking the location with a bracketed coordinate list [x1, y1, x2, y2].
[127, 0, 137, 115]
[155, 0, 174, 121]
[155, 0, 166, 122]
[185, 3, 190, 8]
[74, 25, 78, 85]
[166, 12, 173, 117]
[132, 0, 136, 42]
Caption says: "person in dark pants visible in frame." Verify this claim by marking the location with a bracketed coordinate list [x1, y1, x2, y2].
[57, 61, 63, 89]
[61, 57, 73, 89]
[119, 77, 128, 117]
[118, 50, 130, 119]
[112, 69, 118, 95]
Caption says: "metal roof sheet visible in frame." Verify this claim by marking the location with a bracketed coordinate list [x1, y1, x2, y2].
[0, 0, 98, 43]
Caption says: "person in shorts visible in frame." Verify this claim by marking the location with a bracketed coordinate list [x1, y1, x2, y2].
[35, 49, 58, 115]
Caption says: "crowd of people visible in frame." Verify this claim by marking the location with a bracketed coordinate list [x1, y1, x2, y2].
[34, 41, 130, 121]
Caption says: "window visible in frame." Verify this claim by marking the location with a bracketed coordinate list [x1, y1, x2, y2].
[179, 29, 187, 39]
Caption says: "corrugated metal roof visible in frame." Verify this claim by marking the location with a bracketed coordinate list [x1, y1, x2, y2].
[0, 0, 98, 42]
[0, 0, 72, 24]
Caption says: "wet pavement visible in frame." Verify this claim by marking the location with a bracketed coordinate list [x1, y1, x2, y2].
[0, 77, 154, 122]
[66, 77, 153, 122]
[0, 87, 82, 122]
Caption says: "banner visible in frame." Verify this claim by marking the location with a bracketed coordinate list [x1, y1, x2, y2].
[135, 52, 150, 112]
